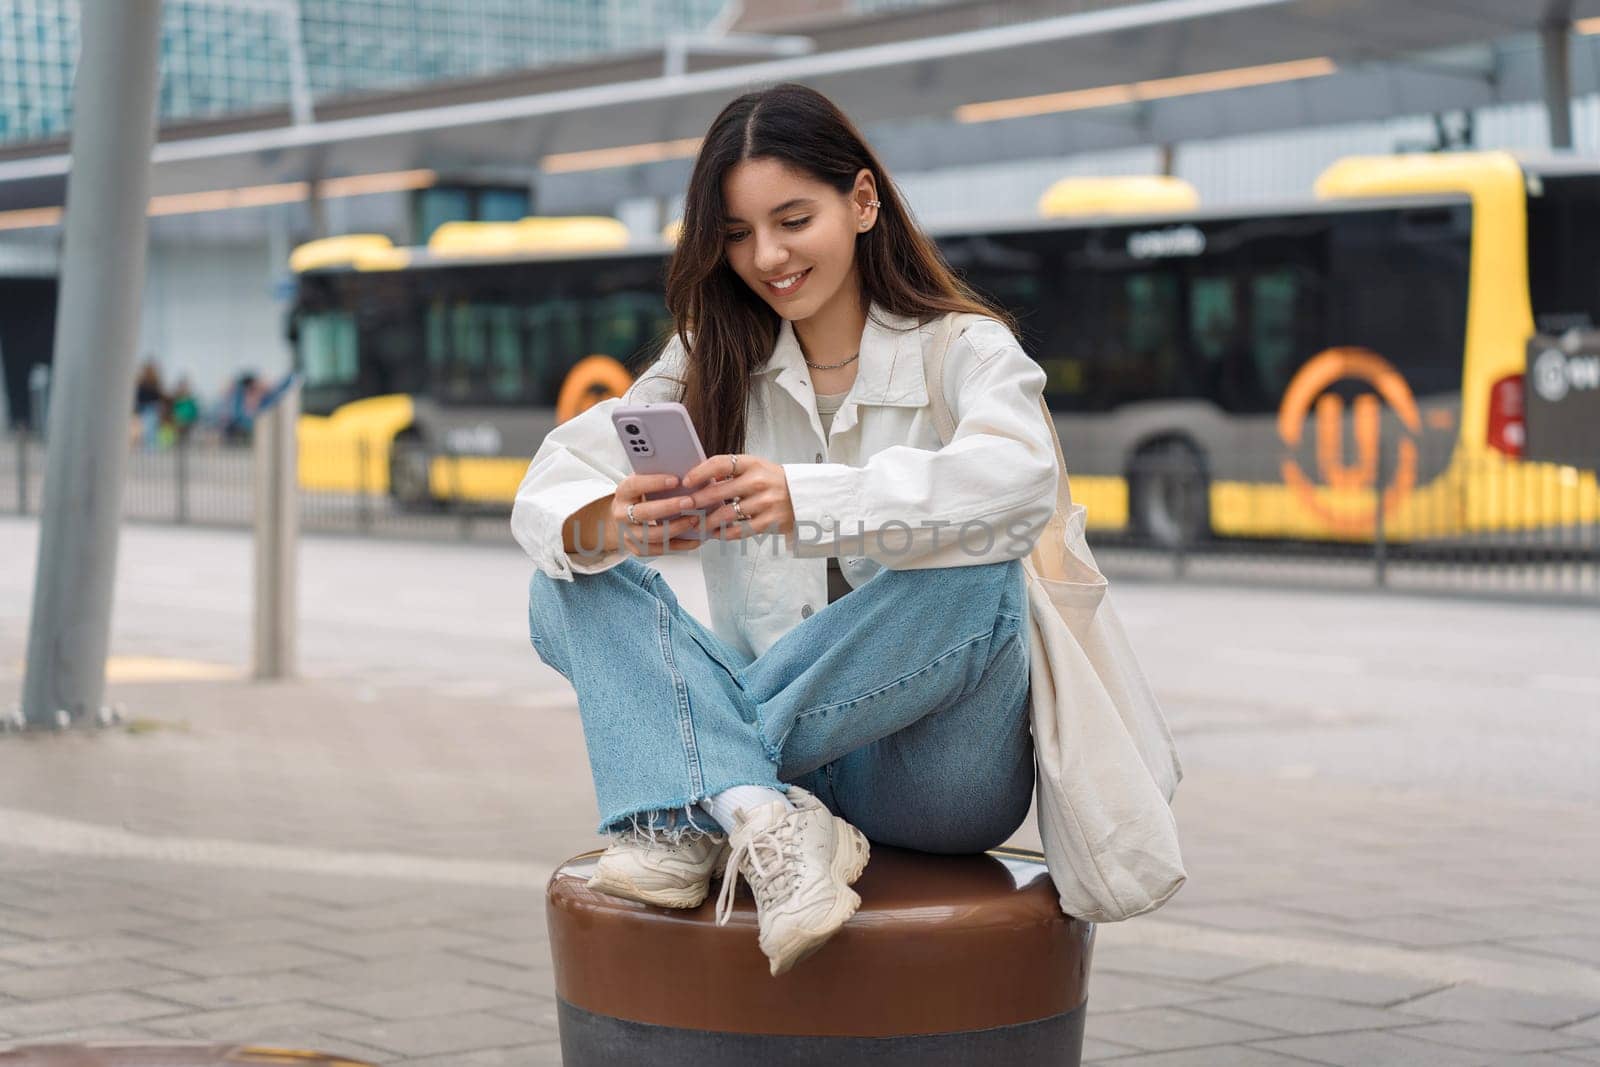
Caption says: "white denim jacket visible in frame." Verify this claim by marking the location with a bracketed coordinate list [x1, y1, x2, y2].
[510, 305, 1058, 660]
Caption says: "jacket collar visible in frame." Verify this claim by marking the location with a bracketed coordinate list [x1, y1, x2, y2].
[756, 303, 929, 433]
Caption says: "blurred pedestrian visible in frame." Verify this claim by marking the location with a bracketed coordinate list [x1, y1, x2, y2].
[171, 376, 199, 443]
[133, 358, 165, 450]
[222, 371, 262, 443]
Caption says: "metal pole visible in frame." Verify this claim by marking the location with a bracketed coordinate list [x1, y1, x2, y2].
[356, 436, 372, 534]
[1173, 459, 1189, 581]
[253, 386, 299, 679]
[15, 430, 26, 515]
[1373, 422, 1388, 589]
[1542, 19, 1574, 150]
[175, 432, 189, 524]
[455, 451, 471, 541]
[21, 1, 164, 729]
[308, 158, 328, 240]
[28, 362, 50, 439]
[281, 0, 315, 127]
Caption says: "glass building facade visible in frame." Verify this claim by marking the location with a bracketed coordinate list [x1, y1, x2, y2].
[0, 0, 732, 146]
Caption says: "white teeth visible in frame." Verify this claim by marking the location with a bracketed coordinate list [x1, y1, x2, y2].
[771, 271, 806, 290]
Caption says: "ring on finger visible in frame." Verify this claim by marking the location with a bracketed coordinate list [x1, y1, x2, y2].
[626, 502, 642, 525]
[732, 497, 748, 522]
[727, 454, 740, 478]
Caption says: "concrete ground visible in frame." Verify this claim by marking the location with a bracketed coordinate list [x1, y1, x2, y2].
[0, 515, 1597, 1065]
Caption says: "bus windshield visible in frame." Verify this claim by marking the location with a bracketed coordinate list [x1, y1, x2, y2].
[296, 309, 359, 415]
[1528, 172, 1600, 334]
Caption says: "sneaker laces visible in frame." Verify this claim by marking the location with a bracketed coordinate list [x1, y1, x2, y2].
[714, 816, 797, 927]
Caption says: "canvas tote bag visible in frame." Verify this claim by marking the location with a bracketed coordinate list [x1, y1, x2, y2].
[922, 313, 1186, 922]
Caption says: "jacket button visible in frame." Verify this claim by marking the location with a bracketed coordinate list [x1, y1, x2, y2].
[800, 604, 814, 619]
[814, 452, 824, 463]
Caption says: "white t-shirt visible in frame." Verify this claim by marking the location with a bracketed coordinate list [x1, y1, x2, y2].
[814, 388, 853, 604]
[814, 387, 849, 438]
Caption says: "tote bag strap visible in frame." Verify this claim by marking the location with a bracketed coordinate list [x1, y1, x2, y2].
[923, 312, 1077, 517]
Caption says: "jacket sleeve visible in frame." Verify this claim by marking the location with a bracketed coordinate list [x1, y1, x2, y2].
[509, 337, 688, 580]
[782, 318, 1058, 569]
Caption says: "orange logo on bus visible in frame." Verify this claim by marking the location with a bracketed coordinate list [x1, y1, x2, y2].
[1278, 347, 1421, 533]
[556, 355, 634, 423]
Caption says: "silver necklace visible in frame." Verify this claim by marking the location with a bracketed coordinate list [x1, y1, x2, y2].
[803, 351, 860, 370]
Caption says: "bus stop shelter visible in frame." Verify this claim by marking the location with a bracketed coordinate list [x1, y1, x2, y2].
[0, 0, 1597, 219]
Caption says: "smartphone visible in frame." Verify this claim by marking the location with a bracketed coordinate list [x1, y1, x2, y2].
[612, 402, 710, 533]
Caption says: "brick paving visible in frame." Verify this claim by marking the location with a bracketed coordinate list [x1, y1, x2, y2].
[0, 517, 1596, 1065]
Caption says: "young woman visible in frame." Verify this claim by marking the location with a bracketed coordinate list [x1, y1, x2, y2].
[512, 83, 1058, 977]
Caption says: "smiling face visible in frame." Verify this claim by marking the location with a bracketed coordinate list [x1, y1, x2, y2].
[720, 157, 877, 324]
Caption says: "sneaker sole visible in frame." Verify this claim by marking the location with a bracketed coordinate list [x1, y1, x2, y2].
[767, 819, 872, 977]
[843, 824, 870, 885]
[586, 871, 712, 910]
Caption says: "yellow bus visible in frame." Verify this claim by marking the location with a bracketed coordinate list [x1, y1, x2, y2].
[288, 151, 1599, 545]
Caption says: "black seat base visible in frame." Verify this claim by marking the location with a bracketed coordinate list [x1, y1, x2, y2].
[556, 999, 1086, 1067]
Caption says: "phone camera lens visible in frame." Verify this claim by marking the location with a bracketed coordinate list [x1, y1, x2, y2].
[624, 423, 641, 435]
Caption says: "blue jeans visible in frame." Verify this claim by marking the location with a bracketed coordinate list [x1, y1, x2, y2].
[528, 555, 1033, 854]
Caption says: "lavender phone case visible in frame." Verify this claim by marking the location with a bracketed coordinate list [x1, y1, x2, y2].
[612, 402, 709, 515]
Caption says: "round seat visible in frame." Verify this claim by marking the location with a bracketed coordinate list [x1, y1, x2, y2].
[547, 844, 1094, 1066]
[0, 1047, 373, 1065]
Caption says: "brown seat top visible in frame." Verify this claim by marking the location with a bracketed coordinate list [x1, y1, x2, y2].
[548, 844, 1093, 1037]
[0, 1048, 374, 1066]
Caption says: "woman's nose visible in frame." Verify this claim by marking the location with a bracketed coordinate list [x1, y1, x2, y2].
[753, 233, 788, 273]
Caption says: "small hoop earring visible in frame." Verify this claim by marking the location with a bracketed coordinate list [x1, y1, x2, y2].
[866, 199, 881, 208]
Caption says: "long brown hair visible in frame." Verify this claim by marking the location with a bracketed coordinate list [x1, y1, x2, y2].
[661, 82, 1010, 459]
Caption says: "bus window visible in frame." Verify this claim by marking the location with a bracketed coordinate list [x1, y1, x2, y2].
[454, 304, 489, 402]
[944, 233, 1050, 347]
[1528, 173, 1600, 333]
[1181, 267, 1312, 413]
[1328, 207, 1470, 399]
[423, 301, 493, 404]
[946, 231, 1092, 409]
[527, 297, 584, 403]
[362, 277, 425, 399]
[1101, 271, 1182, 404]
[1190, 276, 1238, 366]
[426, 301, 450, 397]
[480, 189, 530, 223]
[1250, 271, 1300, 402]
[417, 188, 473, 245]
[298, 311, 358, 410]
[590, 290, 666, 363]
[488, 305, 523, 402]
[1190, 273, 1260, 412]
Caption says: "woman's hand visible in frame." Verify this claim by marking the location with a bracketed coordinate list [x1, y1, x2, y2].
[610, 472, 706, 557]
[681, 454, 795, 542]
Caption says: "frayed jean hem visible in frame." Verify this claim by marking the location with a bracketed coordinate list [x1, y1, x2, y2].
[598, 778, 794, 843]
[599, 798, 721, 843]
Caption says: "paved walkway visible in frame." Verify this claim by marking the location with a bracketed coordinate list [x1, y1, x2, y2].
[1, 517, 1597, 1065]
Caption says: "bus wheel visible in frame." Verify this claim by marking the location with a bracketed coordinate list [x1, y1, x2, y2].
[1129, 440, 1210, 549]
[389, 435, 437, 511]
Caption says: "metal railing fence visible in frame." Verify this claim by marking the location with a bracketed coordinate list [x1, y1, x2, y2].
[2, 431, 1595, 601]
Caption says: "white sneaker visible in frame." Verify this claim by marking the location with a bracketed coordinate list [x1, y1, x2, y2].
[587, 830, 731, 909]
[714, 785, 871, 976]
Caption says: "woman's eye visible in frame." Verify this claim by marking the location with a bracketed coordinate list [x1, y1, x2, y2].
[724, 219, 804, 242]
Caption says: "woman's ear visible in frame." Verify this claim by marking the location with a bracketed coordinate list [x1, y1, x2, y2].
[853, 168, 879, 232]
